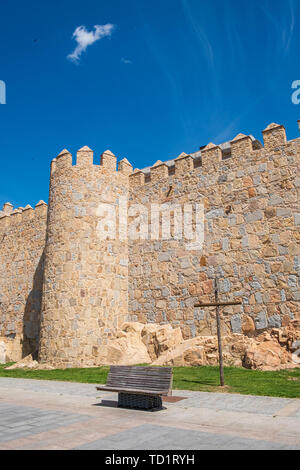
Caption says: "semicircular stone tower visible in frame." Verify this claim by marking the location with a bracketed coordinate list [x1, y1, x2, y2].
[39, 146, 132, 367]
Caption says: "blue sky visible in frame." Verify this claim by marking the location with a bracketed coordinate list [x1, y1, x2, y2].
[0, 0, 299, 209]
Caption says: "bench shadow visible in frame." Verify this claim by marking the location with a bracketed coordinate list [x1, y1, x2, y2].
[92, 401, 167, 412]
[92, 400, 118, 408]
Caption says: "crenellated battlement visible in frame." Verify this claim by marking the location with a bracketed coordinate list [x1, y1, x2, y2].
[50, 146, 133, 178]
[0, 200, 48, 229]
[1, 121, 295, 222]
[175, 152, 194, 176]
[46, 120, 297, 190]
[262, 123, 287, 150]
[118, 158, 133, 175]
[128, 121, 299, 187]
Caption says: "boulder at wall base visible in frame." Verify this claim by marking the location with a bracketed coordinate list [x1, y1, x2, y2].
[182, 347, 206, 367]
[192, 334, 255, 367]
[141, 324, 183, 361]
[0, 341, 6, 364]
[151, 334, 254, 368]
[97, 322, 298, 369]
[7, 362, 55, 370]
[119, 322, 145, 335]
[5, 352, 54, 370]
[270, 326, 300, 351]
[6, 322, 298, 370]
[244, 341, 292, 371]
[96, 332, 152, 366]
[152, 338, 206, 366]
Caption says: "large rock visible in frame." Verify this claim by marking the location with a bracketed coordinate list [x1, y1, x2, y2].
[141, 324, 183, 361]
[5, 352, 54, 370]
[0, 341, 5, 364]
[0, 335, 24, 363]
[270, 326, 300, 351]
[97, 331, 152, 366]
[120, 322, 145, 335]
[244, 341, 291, 371]
[153, 338, 206, 367]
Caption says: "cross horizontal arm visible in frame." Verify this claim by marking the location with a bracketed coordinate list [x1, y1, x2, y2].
[195, 301, 242, 307]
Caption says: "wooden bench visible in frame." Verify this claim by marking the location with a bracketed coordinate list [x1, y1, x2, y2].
[96, 366, 173, 411]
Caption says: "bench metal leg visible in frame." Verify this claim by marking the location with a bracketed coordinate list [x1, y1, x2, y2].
[118, 393, 163, 411]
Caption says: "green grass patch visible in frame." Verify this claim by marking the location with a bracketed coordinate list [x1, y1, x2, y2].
[0, 363, 110, 384]
[0, 363, 299, 398]
[173, 365, 300, 398]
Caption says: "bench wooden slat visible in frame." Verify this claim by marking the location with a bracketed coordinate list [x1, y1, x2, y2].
[107, 374, 172, 379]
[108, 367, 172, 374]
[107, 380, 170, 385]
[96, 386, 168, 396]
[107, 376, 172, 382]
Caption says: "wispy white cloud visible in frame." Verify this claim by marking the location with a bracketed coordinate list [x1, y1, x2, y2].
[283, 0, 295, 54]
[121, 57, 133, 64]
[259, 0, 295, 56]
[181, 0, 214, 69]
[211, 91, 265, 144]
[67, 24, 115, 64]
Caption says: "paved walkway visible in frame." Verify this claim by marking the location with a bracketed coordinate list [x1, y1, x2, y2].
[0, 377, 299, 450]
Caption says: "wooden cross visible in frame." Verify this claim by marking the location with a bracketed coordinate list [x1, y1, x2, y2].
[195, 279, 242, 387]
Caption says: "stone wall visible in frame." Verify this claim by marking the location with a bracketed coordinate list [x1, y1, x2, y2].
[0, 120, 299, 367]
[128, 123, 300, 339]
[0, 201, 47, 361]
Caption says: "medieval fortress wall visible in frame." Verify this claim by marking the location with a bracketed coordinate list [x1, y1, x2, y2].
[0, 122, 299, 366]
[128, 124, 300, 339]
[0, 202, 47, 362]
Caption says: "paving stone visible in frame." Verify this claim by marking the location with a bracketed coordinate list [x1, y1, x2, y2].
[0, 378, 299, 450]
[0, 401, 92, 443]
[74, 424, 300, 451]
